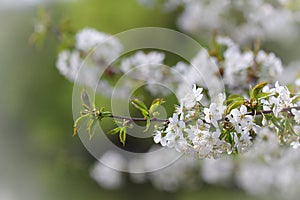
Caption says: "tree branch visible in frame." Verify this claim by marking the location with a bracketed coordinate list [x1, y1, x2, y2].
[246, 106, 300, 116]
[108, 106, 300, 124]
[109, 114, 168, 122]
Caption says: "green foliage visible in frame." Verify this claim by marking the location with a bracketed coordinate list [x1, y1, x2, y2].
[87, 117, 98, 139]
[256, 92, 272, 99]
[74, 90, 165, 145]
[270, 115, 284, 132]
[225, 94, 244, 104]
[292, 95, 300, 104]
[108, 126, 127, 146]
[29, 7, 76, 49]
[250, 81, 268, 100]
[131, 98, 151, 131]
[131, 98, 149, 118]
[131, 98, 165, 132]
[29, 8, 51, 48]
[226, 100, 244, 114]
[74, 89, 112, 139]
[149, 98, 165, 115]
[284, 118, 296, 135]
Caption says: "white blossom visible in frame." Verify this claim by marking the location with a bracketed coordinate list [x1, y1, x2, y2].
[292, 109, 300, 123]
[290, 139, 300, 149]
[76, 28, 123, 64]
[154, 130, 167, 146]
[204, 93, 226, 127]
[173, 0, 299, 43]
[256, 50, 283, 82]
[295, 78, 300, 87]
[120, 51, 174, 95]
[223, 45, 254, 87]
[201, 157, 234, 185]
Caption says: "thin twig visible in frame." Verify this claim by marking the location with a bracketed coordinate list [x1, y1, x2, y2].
[108, 106, 300, 124]
[246, 106, 300, 116]
[109, 114, 168, 122]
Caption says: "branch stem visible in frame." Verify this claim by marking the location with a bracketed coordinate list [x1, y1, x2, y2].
[109, 114, 168, 122]
[107, 106, 300, 124]
[246, 106, 300, 116]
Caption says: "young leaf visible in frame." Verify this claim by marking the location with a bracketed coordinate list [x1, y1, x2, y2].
[87, 118, 97, 139]
[225, 94, 244, 105]
[270, 116, 284, 132]
[73, 114, 89, 136]
[119, 127, 127, 146]
[141, 110, 150, 118]
[101, 111, 112, 118]
[131, 98, 149, 117]
[81, 89, 92, 109]
[226, 100, 244, 114]
[250, 82, 268, 99]
[149, 98, 165, 114]
[285, 118, 296, 135]
[227, 132, 234, 145]
[292, 95, 300, 104]
[108, 127, 121, 135]
[256, 92, 272, 99]
[131, 98, 148, 110]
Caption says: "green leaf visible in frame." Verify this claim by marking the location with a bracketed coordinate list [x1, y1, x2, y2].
[108, 127, 121, 135]
[131, 98, 149, 117]
[285, 118, 296, 135]
[141, 110, 149, 118]
[225, 94, 244, 105]
[81, 89, 92, 109]
[256, 92, 272, 99]
[270, 116, 284, 132]
[250, 82, 268, 99]
[292, 95, 300, 104]
[119, 127, 127, 146]
[87, 118, 97, 139]
[101, 111, 112, 118]
[73, 114, 89, 136]
[226, 100, 244, 114]
[108, 126, 127, 146]
[149, 98, 165, 114]
[131, 98, 148, 110]
[227, 133, 234, 145]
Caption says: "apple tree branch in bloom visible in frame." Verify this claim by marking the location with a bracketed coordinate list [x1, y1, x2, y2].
[74, 81, 300, 158]
[30, 11, 300, 159]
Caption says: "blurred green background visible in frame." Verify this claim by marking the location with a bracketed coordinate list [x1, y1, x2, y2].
[0, 0, 281, 199]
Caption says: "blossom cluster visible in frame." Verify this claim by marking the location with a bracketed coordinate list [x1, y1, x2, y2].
[56, 28, 284, 100]
[61, 28, 299, 160]
[139, 0, 300, 43]
[56, 28, 129, 97]
[91, 148, 200, 192]
[175, 36, 283, 97]
[35, 0, 300, 197]
[154, 82, 300, 159]
[91, 127, 300, 198]
[56, 28, 178, 97]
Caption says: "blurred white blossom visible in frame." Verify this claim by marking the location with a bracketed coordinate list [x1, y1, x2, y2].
[90, 151, 126, 189]
[176, 0, 300, 43]
[76, 28, 122, 64]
